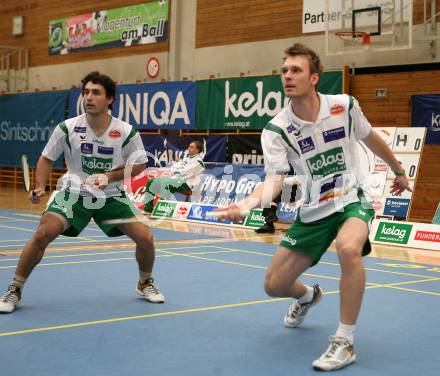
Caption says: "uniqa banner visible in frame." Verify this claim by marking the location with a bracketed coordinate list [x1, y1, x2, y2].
[68, 81, 196, 130]
[0, 91, 68, 168]
[196, 71, 342, 130]
[411, 94, 440, 144]
[49, 1, 168, 55]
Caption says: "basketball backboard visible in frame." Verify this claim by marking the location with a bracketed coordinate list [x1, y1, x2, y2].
[324, 0, 413, 55]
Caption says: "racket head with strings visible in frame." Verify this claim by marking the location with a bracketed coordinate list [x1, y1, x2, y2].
[20, 154, 31, 192]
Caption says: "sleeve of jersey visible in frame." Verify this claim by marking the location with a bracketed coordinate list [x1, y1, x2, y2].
[41, 123, 67, 161]
[350, 97, 372, 140]
[180, 158, 205, 179]
[261, 128, 290, 174]
[122, 129, 148, 165]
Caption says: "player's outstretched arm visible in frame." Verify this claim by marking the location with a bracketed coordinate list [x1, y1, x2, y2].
[212, 173, 285, 220]
[362, 130, 411, 194]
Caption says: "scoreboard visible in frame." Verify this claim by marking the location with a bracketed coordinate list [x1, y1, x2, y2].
[357, 127, 426, 219]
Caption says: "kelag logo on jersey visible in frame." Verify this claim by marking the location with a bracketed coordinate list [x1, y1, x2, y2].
[74, 127, 86, 133]
[81, 156, 113, 174]
[306, 147, 346, 179]
[80, 143, 93, 154]
[323, 127, 345, 143]
[298, 137, 315, 154]
[98, 146, 114, 155]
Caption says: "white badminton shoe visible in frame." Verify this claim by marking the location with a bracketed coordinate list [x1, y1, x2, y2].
[0, 285, 21, 313]
[136, 278, 165, 303]
[284, 283, 322, 328]
[312, 336, 356, 371]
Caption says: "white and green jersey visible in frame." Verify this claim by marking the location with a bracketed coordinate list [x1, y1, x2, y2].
[42, 114, 147, 197]
[169, 153, 205, 188]
[261, 93, 372, 222]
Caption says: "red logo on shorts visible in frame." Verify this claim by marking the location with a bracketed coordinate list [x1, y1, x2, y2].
[109, 130, 121, 138]
[330, 105, 345, 115]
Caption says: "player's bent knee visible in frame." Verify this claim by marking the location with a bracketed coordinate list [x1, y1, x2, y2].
[135, 230, 154, 247]
[32, 226, 58, 247]
[337, 244, 362, 267]
[264, 275, 284, 297]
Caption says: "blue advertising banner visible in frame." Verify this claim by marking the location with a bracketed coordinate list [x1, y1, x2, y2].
[411, 95, 440, 144]
[383, 197, 411, 218]
[186, 204, 232, 225]
[198, 164, 266, 207]
[0, 91, 68, 168]
[140, 134, 226, 167]
[69, 81, 197, 130]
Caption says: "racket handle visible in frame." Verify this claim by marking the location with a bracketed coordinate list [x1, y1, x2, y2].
[206, 209, 250, 218]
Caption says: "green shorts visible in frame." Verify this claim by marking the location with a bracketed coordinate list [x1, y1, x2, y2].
[279, 201, 375, 266]
[46, 190, 141, 237]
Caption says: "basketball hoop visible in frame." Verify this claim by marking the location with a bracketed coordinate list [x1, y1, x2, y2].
[334, 31, 370, 47]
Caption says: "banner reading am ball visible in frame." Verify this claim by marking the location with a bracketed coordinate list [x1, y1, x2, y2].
[49, 1, 168, 55]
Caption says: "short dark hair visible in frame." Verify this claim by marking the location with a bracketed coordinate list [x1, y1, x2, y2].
[283, 43, 323, 77]
[81, 71, 116, 109]
[190, 140, 204, 154]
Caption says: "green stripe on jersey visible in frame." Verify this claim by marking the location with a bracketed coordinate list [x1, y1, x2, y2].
[58, 121, 71, 152]
[264, 123, 300, 156]
[122, 127, 138, 148]
[348, 96, 354, 137]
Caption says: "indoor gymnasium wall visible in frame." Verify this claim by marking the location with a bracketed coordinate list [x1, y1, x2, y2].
[0, 0, 169, 90]
[195, 0, 437, 48]
[0, 0, 438, 221]
[0, 0, 168, 67]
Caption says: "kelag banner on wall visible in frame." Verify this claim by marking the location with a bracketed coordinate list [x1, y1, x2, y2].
[68, 81, 196, 130]
[196, 71, 342, 130]
[0, 91, 68, 168]
[49, 1, 168, 55]
[140, 134, 227, 167]
[411, 94, 440, 144]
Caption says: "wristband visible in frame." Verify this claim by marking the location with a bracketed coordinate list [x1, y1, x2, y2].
[393, 170, 405, 177]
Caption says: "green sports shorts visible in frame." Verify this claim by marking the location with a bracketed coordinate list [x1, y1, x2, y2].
[46, 190, 141, 237]
[279, 201, 375, 266]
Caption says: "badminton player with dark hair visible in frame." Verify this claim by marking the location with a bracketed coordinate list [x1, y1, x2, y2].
[0, 71, 164, 313]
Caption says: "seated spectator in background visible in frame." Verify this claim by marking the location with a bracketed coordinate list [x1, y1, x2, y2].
[144, 140, 205, 212]
[255, 174, 299, 233]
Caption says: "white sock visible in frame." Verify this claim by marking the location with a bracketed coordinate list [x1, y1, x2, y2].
[335, 322, 356, 344]
[139, 271, 152, 284]
[297, 285, 314, 304]
[12, 275, 27, 289]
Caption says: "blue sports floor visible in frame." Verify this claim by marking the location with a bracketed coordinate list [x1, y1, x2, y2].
[0, 209, 439, 376]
